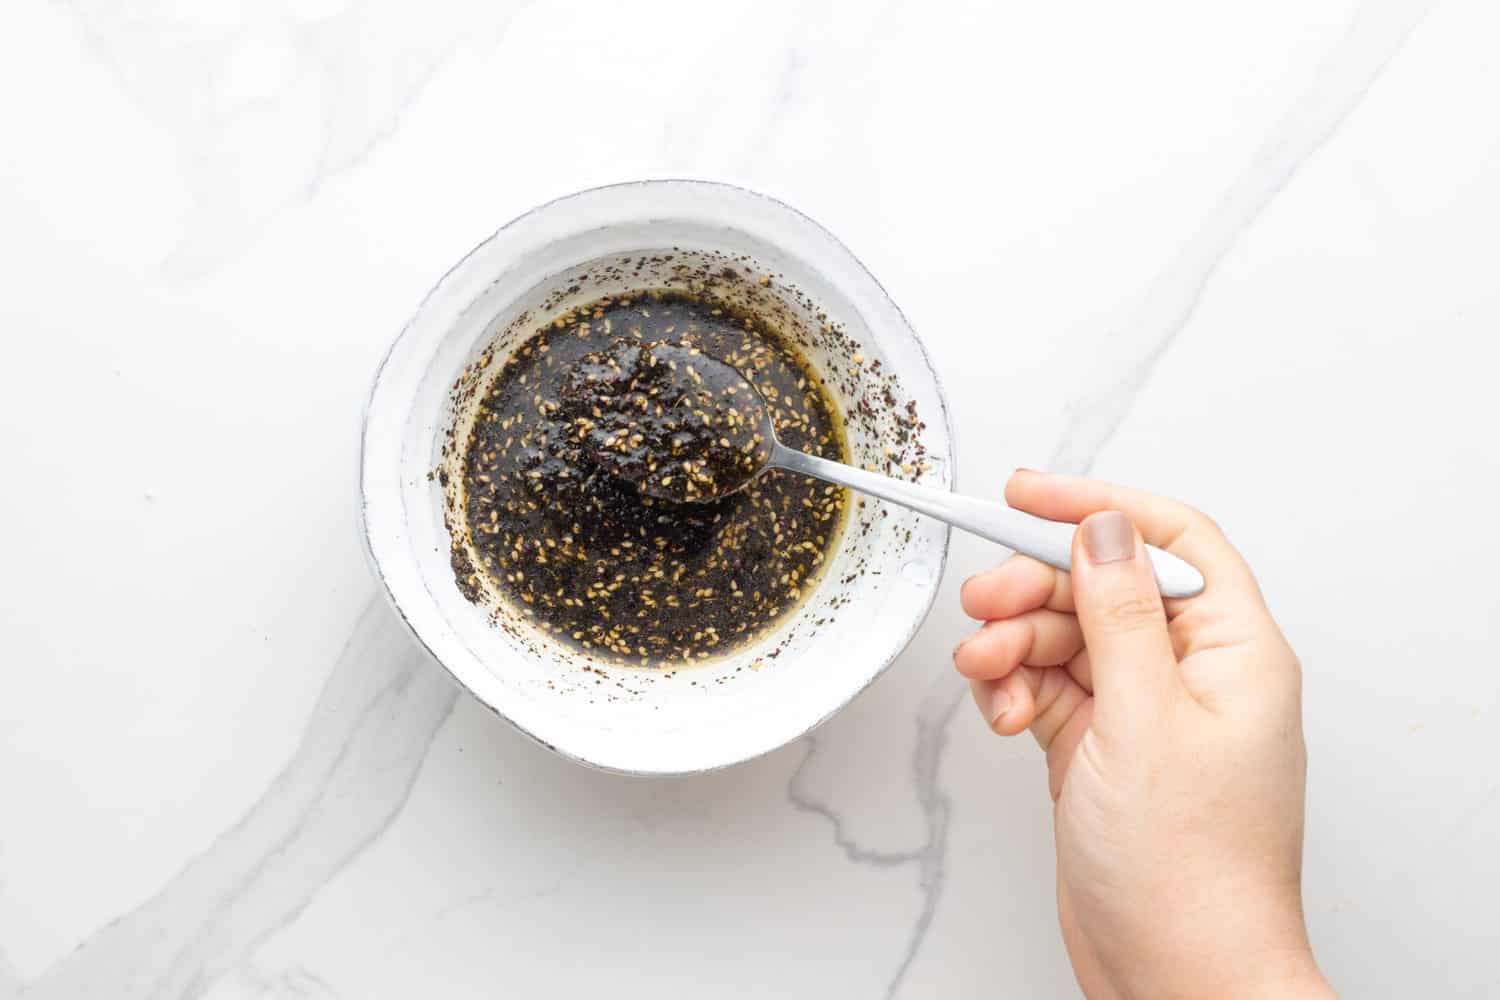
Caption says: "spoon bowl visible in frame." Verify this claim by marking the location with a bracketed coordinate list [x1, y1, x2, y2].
[562, 338, 772, 502]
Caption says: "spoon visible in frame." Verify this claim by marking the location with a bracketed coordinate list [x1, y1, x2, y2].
[561, 341, 1205, 598]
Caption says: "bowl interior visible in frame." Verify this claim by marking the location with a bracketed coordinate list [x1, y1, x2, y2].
[362, 182, 952, 773]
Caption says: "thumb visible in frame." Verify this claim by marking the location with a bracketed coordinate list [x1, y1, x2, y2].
[1071, 510, 1181, 723]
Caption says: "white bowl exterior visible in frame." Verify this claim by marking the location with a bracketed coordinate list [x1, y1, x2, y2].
[361, 181, 953, 774]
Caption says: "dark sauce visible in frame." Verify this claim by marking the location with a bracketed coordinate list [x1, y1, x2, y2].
[459, 290, 848, 667]
[558, 339, 772, 502]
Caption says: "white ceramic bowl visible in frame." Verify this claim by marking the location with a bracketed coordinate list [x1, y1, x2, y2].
[361, 180, 953, 774]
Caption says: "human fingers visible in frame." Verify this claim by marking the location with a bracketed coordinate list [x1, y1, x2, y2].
[971, 672, 1033, 736]
[1068, 511, 1181, 726]
[960, 554, 1074, 620]
[953, 609, 1084, 680]
[970, 665, 1091, 758]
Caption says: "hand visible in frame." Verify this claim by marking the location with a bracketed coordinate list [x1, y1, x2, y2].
[955, 470, 1333, 999]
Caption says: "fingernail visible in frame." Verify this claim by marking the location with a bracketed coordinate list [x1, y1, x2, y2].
[1082, 511, 1135, 564]
[952, 637, 969, 661]
[990, 692, 1011, 726]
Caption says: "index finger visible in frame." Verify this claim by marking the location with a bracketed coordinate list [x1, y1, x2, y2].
[960, 553, 1074, 620]
[1003, 469, 1263, 602]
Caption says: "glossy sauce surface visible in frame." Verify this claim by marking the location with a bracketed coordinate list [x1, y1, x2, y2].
[459, 291, 847, 667]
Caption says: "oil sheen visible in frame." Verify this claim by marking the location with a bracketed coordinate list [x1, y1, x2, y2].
[459, 290, 848, 667]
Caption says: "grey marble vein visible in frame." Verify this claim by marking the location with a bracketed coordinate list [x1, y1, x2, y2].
[785, 2, 1433, 995]
[19, 597, 456, 1000]
[1052, 0, 1436, 474]
[787, 732, 921, 869]
[431, 882, 566, 924]
[0, 947, 19, 998]
[880, 679, 966, 999]
[299, 0, 536, 201]
[785, 670, 966, 999]
[231, 963, 337, 1000]
[53, 0, 526, 279]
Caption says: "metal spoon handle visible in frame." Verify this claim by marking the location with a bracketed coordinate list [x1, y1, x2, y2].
[771, 445, 1204, 599]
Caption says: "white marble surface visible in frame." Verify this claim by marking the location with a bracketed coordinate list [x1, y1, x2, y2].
[1, 0, 1497, 996]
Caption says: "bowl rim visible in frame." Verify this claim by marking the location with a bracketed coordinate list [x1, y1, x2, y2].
[359, 178, 956, 775]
